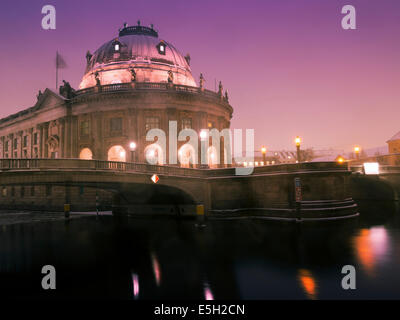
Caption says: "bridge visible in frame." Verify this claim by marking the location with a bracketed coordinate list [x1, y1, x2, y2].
[0, 159, 358, 221]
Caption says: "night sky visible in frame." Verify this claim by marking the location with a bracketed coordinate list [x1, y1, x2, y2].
[0, 0, 399, 151]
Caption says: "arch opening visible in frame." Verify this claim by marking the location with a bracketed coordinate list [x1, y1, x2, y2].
[79, 148, 93, 160]
[108, 145, 126, 162]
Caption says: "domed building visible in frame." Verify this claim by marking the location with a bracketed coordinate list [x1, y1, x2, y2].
[0, 22, 233, 167]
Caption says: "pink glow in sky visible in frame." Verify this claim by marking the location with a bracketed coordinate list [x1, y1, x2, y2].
[0, 0, 399, 151]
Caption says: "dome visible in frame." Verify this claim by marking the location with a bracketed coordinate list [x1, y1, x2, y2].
[79, 23, 196, 89]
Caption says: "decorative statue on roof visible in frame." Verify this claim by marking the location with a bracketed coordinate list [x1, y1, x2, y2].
[37, 90, 43, 100]
[167, 70, 174, 84]
[94, 71, 101, 86]
[225, 90, 229, 102]
[130, 68, 136, 82]
[86, 51, 92, 65]
[199, 73, 205, 91]
[218, 81, 223, 96]
[59, 80, 75, 99]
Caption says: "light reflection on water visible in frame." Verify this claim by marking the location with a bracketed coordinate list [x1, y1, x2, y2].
[0, 201, 400, 299]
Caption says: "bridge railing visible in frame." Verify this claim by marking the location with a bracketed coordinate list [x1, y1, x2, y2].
[0, 158, 210, 177]
[0, 158, 350, 178]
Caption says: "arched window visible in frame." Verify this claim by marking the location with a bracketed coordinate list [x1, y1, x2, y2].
[144, 144, 164, 165]
[108, 145, 126, 162]
[207, 146, 218, 168]
[178, 144, 196, 168]
[79, 148, 93, 160]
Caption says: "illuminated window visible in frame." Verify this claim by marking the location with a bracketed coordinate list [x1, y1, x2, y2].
[181, 118, 192, 130]
[2, 187, 7, 197]
[80, 120, 90, 136]
[145, 117, 160, 132]
[157, 41, 166, 55]
[207, 122, 214, 128]
[114, 44, 120, 51]
[110, 117, 122, 133]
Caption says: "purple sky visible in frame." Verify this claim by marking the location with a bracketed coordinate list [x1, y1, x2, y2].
[0, 0, 399, 151]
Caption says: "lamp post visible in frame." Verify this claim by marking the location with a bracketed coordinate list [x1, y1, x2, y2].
[129, 141, 136, 163]
[354, 146, 360, 160]
[261, 146, 267, 164]
[295, 136, 301, 163]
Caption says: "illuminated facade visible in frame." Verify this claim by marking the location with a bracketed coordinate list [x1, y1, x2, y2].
[0, 22, 233, 166]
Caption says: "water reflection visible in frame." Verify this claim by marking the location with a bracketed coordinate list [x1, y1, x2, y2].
[0, 202, 400, 299]
[297, 269, 317, 300]
[353, 226, 390, 277]
[203, 281, 214, 300]
[131, 272, 139, 299]
[151, 252, 161, 287]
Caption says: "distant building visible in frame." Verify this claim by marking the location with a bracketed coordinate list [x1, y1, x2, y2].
[387, 131, 400, 154]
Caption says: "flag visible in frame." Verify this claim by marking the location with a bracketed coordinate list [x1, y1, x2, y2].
[56, 51, 67, 69]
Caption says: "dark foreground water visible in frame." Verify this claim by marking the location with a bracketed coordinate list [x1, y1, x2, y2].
[1, 201, 400, 300]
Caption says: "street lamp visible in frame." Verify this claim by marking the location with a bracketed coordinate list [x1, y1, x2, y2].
[354, 146, 360, 160]
[261, 146, 267, 164]
[129, 141, 137, 162]
[295, 136, 301, 163]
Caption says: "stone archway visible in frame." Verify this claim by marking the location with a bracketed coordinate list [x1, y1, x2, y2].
[108, 145, 126, 162]
[178, 144, 196, 168]
[144, 143, 164, 165]
[79, 147, 93, 160]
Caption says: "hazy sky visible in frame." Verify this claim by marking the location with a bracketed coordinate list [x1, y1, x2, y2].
[0, 0, 399, 151]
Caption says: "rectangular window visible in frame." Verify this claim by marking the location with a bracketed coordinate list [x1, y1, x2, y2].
[5, 141, 9, 150]
[208, 121, 214, 129]
[145, 117, 160, 132]
[11, 187, 15, 197]
[14, 152, 17, 158]
[110, 117, 122, 132]
[80, 120, 90, 136]
[23, 136, 27, 147]
[2, 187, 7, 197]
[20, 186, 25, 198]
[181, 118, 192, 130]
[79, 186, 84, 196]
[13, 138, 17, 150]
[23, 150, 27, 158]
[34, 147, 38, 158]
[31, 186, 35, 196]
[33, 133, 38, 145]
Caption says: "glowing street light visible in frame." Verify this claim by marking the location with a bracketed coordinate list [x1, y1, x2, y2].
[199, 130, 207, 140]
[354, 146, 360, 160]
[129, 141, 137, 162]
[295, 136, 301, 162]
[337, 156, 345, 164]
[261, 146, 267, 164]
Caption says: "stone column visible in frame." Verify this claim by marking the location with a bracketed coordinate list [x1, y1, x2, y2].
[29, 128, 33, 158]
[0, 136, 4, 158]
[59, 118, 65, 158]
[166, 108, 177, 166]
[196, 111, 207, 165]
[43, 122, 49, 158]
